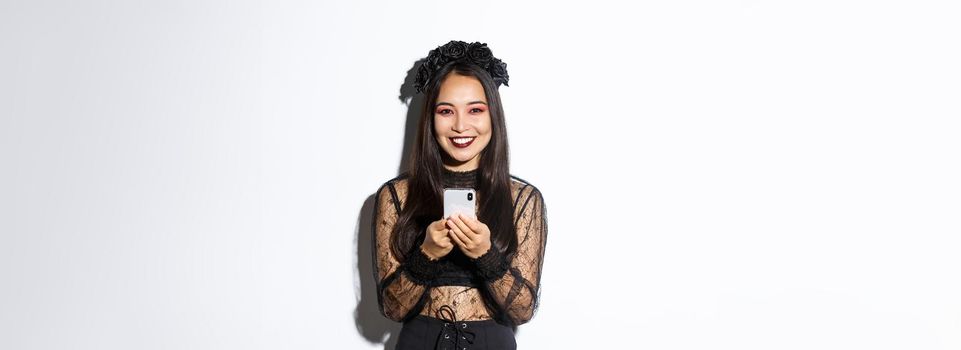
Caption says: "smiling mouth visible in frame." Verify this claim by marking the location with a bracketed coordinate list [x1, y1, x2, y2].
[450, 137, 476, 148]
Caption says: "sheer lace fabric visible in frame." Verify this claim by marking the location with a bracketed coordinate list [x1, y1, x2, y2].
[372, 169, 547, 327]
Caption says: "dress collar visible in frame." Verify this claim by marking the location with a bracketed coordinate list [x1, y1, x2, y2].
[441, 167, 479, 188]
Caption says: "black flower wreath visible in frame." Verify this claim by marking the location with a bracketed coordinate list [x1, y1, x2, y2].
[414, 40, 510, 94]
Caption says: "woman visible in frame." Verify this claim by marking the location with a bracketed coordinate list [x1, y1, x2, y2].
[372, 40, 548, 350]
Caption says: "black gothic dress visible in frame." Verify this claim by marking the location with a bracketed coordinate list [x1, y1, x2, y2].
[372, 167, 548, 350]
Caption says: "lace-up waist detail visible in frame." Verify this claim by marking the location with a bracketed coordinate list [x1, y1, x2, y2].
[434, 305, 477, 350]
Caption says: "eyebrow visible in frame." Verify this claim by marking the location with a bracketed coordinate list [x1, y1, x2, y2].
[435, 101, 488, 108]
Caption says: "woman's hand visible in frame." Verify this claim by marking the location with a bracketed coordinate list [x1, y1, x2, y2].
[421, 218, 454, 260]
[446, 213, 492, 259]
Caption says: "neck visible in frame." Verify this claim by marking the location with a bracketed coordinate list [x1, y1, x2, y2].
[441, 153, 480, 172]
[441, 166, 479, 188]
[443, 164, 478, 172]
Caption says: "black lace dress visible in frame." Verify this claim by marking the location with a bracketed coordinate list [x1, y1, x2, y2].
[372, 167, 547, 348]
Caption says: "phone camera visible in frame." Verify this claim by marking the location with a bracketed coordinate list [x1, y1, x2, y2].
[467, 193, 473, 201]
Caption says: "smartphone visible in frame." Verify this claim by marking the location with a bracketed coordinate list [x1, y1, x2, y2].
[443, 188, 477, 219]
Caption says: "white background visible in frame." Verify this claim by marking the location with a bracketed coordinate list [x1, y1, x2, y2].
[2, 1, 959, 349]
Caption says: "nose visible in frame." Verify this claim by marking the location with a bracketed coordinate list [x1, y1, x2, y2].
[452, 113, 467, 133]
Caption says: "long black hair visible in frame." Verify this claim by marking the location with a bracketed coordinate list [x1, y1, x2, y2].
[391, 61, 517, 262]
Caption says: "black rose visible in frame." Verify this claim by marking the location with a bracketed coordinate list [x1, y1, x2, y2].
[414, 64, 432, 92]
[415, 40, 511, 94]
[424, 49, 441, 68]
[467, 42, 493, 67]
[441, 40, 468, 60]
[489, 58, 509, 87]
[426, 51, 445, 72]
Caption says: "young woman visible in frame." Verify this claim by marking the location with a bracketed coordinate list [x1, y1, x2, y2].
[372, 41, 548, 350]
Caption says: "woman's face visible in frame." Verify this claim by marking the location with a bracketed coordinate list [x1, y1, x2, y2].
[433, 73, 492, 171]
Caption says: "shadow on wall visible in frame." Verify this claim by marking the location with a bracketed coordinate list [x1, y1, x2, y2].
[353, 58, 427, 350]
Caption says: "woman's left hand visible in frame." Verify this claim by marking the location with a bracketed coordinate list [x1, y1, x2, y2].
[446, 213, 491, 259]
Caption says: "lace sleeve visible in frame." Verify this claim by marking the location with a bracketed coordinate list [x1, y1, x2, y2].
[372, 180, 439, 322]
[472, 185, 547, 326]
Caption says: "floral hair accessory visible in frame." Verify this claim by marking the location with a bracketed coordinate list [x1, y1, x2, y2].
[413, 40, 509, 94]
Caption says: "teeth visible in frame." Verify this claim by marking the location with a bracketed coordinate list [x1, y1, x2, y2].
[452, 137, 474, 145]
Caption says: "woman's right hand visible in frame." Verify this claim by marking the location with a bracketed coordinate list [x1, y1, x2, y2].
[421, 218, 453, 260]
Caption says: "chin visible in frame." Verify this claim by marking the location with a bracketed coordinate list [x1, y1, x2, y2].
[445, 150, 477, 162]
[452, 155, 476, 163]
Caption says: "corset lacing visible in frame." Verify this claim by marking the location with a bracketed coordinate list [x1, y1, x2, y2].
[434, 304, 476, 350]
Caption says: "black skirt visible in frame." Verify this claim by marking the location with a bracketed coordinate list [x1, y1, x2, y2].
[396, 312, 516, 350]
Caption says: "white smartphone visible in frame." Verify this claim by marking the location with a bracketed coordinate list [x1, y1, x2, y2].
[443, 188, 477, 219]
